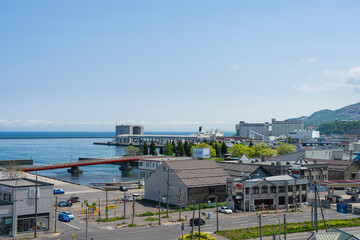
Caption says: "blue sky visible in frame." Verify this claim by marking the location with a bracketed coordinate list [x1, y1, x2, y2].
[1, 1, 360, 132]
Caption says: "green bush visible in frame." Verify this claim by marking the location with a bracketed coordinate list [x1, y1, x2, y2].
[137, 211, 156, 217]
[144, 217, 158, 221]
[97, 216, 125, 222]
[179, 231, 216, 240]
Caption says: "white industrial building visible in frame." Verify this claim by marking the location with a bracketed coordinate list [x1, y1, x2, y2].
[288, 130, 320, 140]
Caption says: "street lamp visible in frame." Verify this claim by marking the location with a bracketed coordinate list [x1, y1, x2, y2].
[241, 172, 259, 233]
[120, 186, 128, 223]
[82, 201, 89, 240]
[12, 179, 21, 239]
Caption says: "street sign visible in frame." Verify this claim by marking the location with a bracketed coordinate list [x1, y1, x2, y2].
[181, 225, 184, 231]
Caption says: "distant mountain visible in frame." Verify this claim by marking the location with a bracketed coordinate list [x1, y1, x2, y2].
[286, 102, 360, 127]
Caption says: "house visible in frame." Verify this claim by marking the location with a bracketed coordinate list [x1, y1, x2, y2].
[290, 157, 328, 182]
[0, 178, 54, 237]
[307, 228, 360, 240]
[226, 175, 308, 212]
[145, 159, 230, 206]
[305, 158, 359, 180]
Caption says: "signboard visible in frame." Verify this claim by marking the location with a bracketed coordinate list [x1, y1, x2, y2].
[28, 187, 40, 198]
[192, 148, 210, 159]
[236, 184, 242, 191]
[106, 205, 115, 213]
[226, 182, 232, 195]
[2, 187, 12, 193]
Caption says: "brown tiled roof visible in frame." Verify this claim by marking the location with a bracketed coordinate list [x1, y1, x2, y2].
[166, 159, 230, 188]
[304, 158, 354, 172]
[218, 162, 260, 178]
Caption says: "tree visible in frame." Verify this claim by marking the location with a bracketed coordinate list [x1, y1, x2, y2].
[2, 162, 26, 179]
[143, 142, 149, 155]
[164, 142, 174, 156]
[124, 145, 139, 156]
[191, 143, 216, 158]
[176, 141, 185, 156]
[276, 143, 295, 155]
[149, 141, 156, 155]
[214, 143, 220, 157]
[159, 146, 164, 155]
[171, 140, 177, 156]
[250, 143, 276, 158]
[221, 142, 228, 156]
[183, 141, 191, 156]
[249, 140, 254, 148]
[228, 144, 251, 158]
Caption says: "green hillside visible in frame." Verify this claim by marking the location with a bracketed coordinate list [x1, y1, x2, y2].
[286, 102, 360, 127]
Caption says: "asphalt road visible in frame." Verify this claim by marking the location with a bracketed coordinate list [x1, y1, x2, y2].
[50, 208, 359, 240]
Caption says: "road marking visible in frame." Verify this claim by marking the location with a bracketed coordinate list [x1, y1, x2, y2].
[63, 223, 80, 229]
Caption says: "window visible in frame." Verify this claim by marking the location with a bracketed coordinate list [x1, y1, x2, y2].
[3, 194, 11, 202]
[139, 162, 143, 167]
[261, 186, 268, 194]
[296, 185, 300, 191]
[351, 173, 356, 180]
[302, 184, 307, 191]
[278, 196, 285, 205]
[253, 187, 259, 194]
[245, 188, 249, 194]
[209, 187, 215, 194]
[279, 186, 285, 193]
[270, 186, 276, 193]
[288, 186, 293, 192]
[323, 174, 327, 179]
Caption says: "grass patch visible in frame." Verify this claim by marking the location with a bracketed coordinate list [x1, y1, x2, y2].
[162, 216, 171, 218]
[116, 223, 126, 226]
[145, 217, 158, 221]
[137, 210, 177, 217]
[216, 217, 360, 239]
[128, 224, 139, 227]
[97, 216, 125, 222]
[177, 218, 185, 222]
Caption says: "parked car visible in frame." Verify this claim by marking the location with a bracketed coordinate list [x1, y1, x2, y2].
[58, 213, 71, 222]
[218, 206, 233, 214]
[122, 195, 132, 201]
[62, 211, 74, 219]
[132, 193, 141, 200]
[67, 196, 80, 203]
[120, 186, 128, 192]
[53, 188, 65, 194]
[346, 188, 352, 195]
[58, 201, 72, 207]
[189, 218, 206, 226]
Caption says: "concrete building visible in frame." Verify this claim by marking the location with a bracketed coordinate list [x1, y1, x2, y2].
[226, 175, 308, 212]
[288, 130, 320, 140]
[116, 125, 144, 136]
[0, 178, 53, 237]
[145, 159, 230, 206]
[235, 121, 270, 139]
[271, 118, 304, 137]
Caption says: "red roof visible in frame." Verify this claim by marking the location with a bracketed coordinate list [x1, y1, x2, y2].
[318, 180, 360, 187]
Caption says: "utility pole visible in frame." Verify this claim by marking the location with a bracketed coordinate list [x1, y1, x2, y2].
[191, 200, 195, 240]
[314, 185, 318, 232]
[216, 195, 219, 232]
[55, 196, 58, 233]
[132, 196, 135, 225]
[249, 182, 252, 232]
[311, 202, 314, 227]
[317, 187, 328, 232]
[105, 188, 108, 219]
[166, 168, 170, 217]
[34, 169, 38, 238]
[258, 214, 262, 240]
[123, 191, 126, 223]
[177, 188, 184, 220]
[98, 198, 101, 219]
[284, 214, 287, 240]
[158, 191, 161, 225]
[85, 206, 88, 240]
[198, 203, 201, 240]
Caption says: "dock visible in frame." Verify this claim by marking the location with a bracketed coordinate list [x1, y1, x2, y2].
[0, 159, 33, 166]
